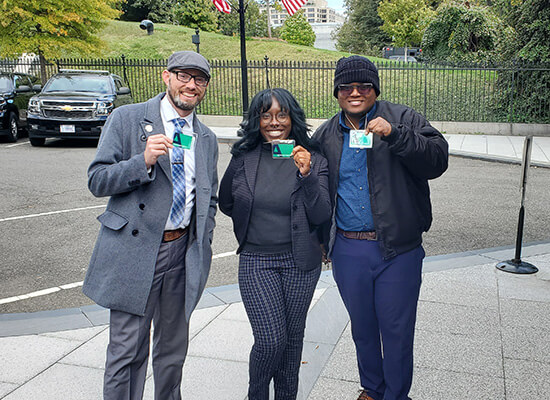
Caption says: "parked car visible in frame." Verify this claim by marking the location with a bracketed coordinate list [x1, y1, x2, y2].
[27, 69, 133, 146]
[0, 72, 41, 142]
[388, 55, 418, 63]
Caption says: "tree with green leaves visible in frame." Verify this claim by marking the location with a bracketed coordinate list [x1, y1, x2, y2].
[0, 0, 120, 59]
[121, 0, 177, 23]
[256, 0, 283, 38]
[494, 0, 550, 123]
[280, 9, 315, 47]
[504, 0, 549, 63]
[333, 0, 390, 55]
[378, 0, 435, 58]
[421, 2, 512, 63]
[218, 0, 268, 38]
[174, 0, 218, 32]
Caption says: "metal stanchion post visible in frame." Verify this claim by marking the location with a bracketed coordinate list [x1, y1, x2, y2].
[496, 135, 538, 274]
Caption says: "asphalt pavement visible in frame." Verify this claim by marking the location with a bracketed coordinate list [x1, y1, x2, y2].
[1, 131, 549, 399]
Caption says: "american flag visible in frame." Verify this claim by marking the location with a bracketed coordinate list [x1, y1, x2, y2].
[282, 0, 307, 16]
[212, 0, 231, 13]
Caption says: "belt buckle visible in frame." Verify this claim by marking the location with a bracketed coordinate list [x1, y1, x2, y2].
[163, 228, 186, 242]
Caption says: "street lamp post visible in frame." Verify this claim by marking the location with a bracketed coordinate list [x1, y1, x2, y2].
[239, 0, 249, 119]
[192, 29, 200, 53]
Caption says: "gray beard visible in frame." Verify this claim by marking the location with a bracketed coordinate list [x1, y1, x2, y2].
[168, 90, 197, 111]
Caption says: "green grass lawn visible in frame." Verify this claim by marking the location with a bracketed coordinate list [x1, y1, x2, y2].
[97, 20, 386, 62]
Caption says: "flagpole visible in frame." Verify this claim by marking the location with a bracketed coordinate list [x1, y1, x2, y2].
[239, 0, 249, 119]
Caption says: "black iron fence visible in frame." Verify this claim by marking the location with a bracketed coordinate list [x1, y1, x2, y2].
[2, 56, 548, 123]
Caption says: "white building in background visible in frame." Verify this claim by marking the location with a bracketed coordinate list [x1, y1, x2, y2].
[267, 0, 345, 27]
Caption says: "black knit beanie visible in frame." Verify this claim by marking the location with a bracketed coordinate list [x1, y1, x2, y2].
[333, 55, 380, 98]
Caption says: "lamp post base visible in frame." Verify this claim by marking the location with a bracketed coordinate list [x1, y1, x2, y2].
[496, 260, 538, 274]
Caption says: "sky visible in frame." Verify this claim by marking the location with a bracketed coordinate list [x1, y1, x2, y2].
[325, 0, 345, 14]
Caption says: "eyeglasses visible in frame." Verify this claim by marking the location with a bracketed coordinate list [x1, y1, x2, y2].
[260, 111, 290, 123]
[338, 83, 373, 96]
[171, 70, 209, 87]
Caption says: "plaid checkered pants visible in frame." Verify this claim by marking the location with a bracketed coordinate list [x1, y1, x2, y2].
[239, 251, 321, 400]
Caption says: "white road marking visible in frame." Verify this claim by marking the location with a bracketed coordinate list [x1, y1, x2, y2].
[5, 140, 29, 148]
[0, 252, 238, 305]
[212, 250, 236, 259]
[0, 205, 107, 222]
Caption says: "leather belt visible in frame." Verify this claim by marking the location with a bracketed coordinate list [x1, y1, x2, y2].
[163, 226, 189, 242]
[337, 228, 377, 241]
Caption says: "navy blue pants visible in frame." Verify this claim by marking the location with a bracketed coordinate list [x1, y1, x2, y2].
[331, 234, 424, 400]
[239, 251, 321, 400]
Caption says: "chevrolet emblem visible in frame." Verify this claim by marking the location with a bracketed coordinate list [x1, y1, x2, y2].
[61, 105, 73, 111]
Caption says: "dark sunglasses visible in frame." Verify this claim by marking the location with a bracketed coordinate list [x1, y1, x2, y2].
[338, 83, 373, 96]
[171, 70, 209, 87]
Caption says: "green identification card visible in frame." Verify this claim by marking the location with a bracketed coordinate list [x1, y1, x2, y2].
[173, 131, 194, 150]
[349, 129, 373, 149]
[272, 139, 295, 158]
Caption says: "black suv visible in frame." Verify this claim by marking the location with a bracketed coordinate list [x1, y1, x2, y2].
[0, 72, 41, 142]
[27, 69, 132, 146]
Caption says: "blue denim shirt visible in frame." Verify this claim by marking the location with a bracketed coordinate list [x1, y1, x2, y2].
[335, 104, 377, 231]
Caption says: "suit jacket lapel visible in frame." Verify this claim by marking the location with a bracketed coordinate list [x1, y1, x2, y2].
[141, 93, 171, 180]
[193, 115, 208, 188]
[244, 144, 262, 193]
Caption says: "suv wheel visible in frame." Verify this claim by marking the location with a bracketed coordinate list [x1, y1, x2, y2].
[30, 137, 46, 146]
[7, 113, 19, 142]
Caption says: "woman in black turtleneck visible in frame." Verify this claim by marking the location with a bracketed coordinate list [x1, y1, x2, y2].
[219, 88, 331, 400]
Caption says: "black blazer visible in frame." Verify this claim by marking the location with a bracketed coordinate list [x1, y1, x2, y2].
[219, 144, 331, 270]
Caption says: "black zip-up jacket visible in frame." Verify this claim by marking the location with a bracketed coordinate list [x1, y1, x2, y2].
[312, 100, 449, 260]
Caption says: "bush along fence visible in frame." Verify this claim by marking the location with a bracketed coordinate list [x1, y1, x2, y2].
[1, 55, 548, 124]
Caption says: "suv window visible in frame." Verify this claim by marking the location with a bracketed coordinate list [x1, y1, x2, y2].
[15, 75, 32, 88]
[43, 75, 113, 94]
[14, 75, 27, 89]
[0, 76, 13, 91]
[114, 77, 123, 91]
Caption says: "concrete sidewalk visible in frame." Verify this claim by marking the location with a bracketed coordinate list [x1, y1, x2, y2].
[1, 130, 549, 399]
[444, 134, 550, 168]
[212, 125, 550, 168]
[1, 243, 549, 399]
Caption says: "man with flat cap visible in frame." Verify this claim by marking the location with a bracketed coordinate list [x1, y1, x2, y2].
[313, 56, 448, 400]
[83, 51, 218, 399]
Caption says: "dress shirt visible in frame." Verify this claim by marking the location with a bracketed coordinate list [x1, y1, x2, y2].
[160, 95, 196, 230]
[336, 104, 377, 232]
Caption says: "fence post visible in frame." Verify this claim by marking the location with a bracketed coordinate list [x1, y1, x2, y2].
[509, 61, 516, 123]
[423, 62, 428, 117]
[264, 55, 270, 89]
[121, 54, 129, 88]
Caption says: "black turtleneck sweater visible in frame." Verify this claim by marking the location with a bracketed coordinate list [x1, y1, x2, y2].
[243, 143, 297, 254]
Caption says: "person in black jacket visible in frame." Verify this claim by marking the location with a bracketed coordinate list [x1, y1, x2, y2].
[219, 88, 331, 400]
[313, 56, 449, 400]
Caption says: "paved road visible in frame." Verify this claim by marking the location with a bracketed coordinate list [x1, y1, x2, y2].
[1, 138, 549, 314]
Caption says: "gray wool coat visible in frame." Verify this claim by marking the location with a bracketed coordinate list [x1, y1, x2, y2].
[83, 92, 218, 319]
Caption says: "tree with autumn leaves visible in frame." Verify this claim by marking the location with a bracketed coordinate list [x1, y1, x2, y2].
[0, 0, 120, 59]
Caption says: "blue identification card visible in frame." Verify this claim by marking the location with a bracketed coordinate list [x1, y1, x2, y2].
[349, 129, 373, 149]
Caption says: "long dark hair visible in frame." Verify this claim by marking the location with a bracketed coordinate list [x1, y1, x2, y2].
[231, 88, 318, 156]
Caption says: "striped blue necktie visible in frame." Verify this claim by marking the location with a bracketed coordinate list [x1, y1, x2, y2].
[169, 118, 187, 226]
